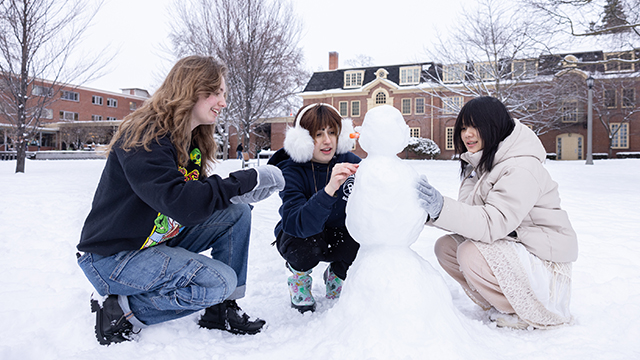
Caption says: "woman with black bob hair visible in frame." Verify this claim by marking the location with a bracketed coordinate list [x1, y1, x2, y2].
[416, 96, 578, 329]
[453, 96, 515, 176]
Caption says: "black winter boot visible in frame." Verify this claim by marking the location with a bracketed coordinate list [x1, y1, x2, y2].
[90, 294, 136, 346]
[198, 300, 266, 335]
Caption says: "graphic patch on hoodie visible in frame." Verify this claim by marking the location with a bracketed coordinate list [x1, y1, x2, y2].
[140, 148, 201, 249]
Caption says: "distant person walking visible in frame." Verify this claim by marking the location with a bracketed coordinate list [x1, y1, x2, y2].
[237, 143, 244, 159]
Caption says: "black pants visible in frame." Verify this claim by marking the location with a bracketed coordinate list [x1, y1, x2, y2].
[275, 227, 360, 280]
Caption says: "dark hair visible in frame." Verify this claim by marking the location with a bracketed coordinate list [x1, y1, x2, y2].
[297, 104, 342, 140]
[454, 96, 515, 176]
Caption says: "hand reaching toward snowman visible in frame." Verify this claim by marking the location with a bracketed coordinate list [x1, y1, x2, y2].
[416, 175, 444, 220]
[325, 163, 359, 197]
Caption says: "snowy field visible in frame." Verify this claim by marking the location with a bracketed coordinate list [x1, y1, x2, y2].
[0, 158, 638, 360]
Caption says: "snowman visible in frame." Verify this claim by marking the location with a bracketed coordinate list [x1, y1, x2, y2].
[320, 105, 474, 358]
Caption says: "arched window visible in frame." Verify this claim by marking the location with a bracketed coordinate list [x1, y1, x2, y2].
[375, 91, 386, 104]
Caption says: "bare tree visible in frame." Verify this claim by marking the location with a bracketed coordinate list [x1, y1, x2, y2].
[169, 0, 309, 159]
[0, 0, 110, 173]
[345, 54, 375, 68]
[422, 0, 575, 136]
[525, 0, 640, 38]
[522, 0, 640, 78]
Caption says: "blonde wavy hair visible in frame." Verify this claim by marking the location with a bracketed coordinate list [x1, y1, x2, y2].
[107, 55, 228, 176]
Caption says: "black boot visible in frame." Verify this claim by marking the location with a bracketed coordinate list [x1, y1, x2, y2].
[198, 300, 266, 335]
[90, 294, 136, 345]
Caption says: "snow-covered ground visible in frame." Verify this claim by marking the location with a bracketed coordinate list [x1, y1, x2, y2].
[0, 158, 638, 360]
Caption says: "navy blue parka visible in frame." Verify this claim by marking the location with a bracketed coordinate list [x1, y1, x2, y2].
[269, 148, 361, 239]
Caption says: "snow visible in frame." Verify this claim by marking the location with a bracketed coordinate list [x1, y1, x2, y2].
[1, 158, 639, 359]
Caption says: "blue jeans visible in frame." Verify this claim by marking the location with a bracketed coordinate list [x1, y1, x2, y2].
[77, 204, 252, 327]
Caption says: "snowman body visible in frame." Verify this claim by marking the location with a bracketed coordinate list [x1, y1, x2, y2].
[345, 105, 427, 245]
[322, 105, 472, 357]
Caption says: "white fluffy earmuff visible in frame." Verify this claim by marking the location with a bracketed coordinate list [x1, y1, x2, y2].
[283, 103, 356, 163]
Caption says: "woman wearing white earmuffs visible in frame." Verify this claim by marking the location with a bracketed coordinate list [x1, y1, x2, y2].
[268, 103, 361, 313]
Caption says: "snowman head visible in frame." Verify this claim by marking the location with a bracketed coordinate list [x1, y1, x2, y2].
[357, 105, 410, 156]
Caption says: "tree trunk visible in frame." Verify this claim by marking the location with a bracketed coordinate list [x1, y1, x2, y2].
[15, 141, 26, 173]
[223, 122, 229, 160]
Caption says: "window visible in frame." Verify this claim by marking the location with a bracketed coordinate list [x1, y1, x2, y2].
[344, 70, 364, 88]
[415, 98, 425, 114]
[443, 64, 465, 83]
[556, 137, 562, 160]
[351, 101, 360, 117]
[107, 116, 117, 121]
[560, 101, 578, 123]
[605, 51, 635, 72]
[473, 62, 496, 81]
[129, 101, 137, 111]
[61, 90, 79, 101]
[604, 89, 616, 108]
[611, 123, 629, 149]
[107, 98, 118, 107]
[445, 127, 455, 150]
[92, 95, 103, 105]
[443, 96, 463, 114]
[402, 99, 411, 114]
[410, 127, 420, 137]
[623, 89, 635, 108]
[32, 85, 52, 97]
[512, 60, 538, 78]
[91, 115, 102, 121]
[399, 66, 421, 85]
[42, 108, 53, 119]
[375, 91, 387, 104]
[59, 110, 79, 121]
[339, 101, 348, 117]
[577, 137, 583, 160]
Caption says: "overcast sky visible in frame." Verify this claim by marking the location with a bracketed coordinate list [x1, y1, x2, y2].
[81, 0, 474, 93]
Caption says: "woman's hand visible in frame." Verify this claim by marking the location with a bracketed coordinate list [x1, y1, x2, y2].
[325, 163, 359, 197]
[416, 175, 444, 220]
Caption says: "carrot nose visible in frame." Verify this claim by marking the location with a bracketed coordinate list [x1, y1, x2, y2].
[349, 132, 360, 139]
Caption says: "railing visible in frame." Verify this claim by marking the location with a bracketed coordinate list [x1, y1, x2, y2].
[0, 150, 106, 160]
[0, 151, 17, 160]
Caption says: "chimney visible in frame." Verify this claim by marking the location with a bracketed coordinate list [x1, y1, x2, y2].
[329, 52, 339, 70]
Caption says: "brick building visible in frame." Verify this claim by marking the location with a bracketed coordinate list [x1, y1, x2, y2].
[1, 80, 149, 151]
[270, 50, 639, 160]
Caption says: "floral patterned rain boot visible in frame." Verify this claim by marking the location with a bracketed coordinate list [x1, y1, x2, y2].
[323, 265, 343, 300]
[287, 263, 316, 313]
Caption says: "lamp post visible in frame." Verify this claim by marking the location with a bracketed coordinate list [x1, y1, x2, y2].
[586, 75, 594, 165]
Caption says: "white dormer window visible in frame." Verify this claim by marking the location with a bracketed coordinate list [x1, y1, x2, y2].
[474, 61, 496, 81]
[375, 68, 388, 79]
[443, 64, 465, 83]
[605, 51, 635, 72]
[512, 60, 538, 78]
[344, 70, 365, 88]
[399, 66, 421, 85]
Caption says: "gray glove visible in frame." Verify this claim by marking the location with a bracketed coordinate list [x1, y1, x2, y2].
[230, 165, 285, 204]
[416, 175, 444, 220]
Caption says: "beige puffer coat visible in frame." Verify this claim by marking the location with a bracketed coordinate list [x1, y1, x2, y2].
[431, 121, 578, 263]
